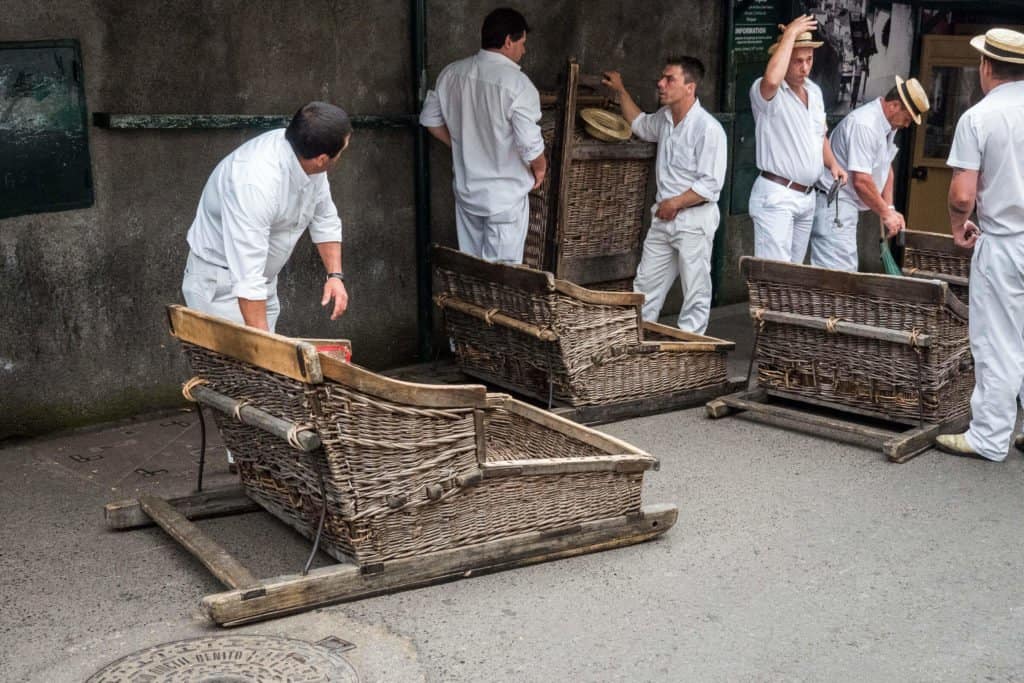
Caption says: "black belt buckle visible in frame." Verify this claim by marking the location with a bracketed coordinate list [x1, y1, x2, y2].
[826, 178, 840, 206]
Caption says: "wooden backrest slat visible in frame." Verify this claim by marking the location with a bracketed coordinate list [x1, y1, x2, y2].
[319, 355, 489, 408]
[432, 245, 555, 294]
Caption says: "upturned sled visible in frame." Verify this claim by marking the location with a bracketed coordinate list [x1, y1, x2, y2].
[104, 305, 676, 625]
[706, 257, 973, 462]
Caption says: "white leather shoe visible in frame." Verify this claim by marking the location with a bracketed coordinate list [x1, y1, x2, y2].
[935, 433, 990, 460]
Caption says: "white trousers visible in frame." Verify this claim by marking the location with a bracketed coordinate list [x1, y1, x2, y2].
[455, 195, 530, 265]
[965, 233, 1024, 461]
[749, 175, 815, 263]
[809, 192, 860, 272]
[633, 203, 719, 334]
[181, 251, 280, 332]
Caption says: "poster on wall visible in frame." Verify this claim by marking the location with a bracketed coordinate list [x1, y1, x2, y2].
[796, 0, 913, 115]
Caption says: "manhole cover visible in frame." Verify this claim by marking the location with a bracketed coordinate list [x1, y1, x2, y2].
[87, 634, 359, 682]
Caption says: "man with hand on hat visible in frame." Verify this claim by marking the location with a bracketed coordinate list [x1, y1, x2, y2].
[749, 15, 847, 263]
[807, 76, 930, 271]
[935, 28, 1024, 462]
[602, 57, 727, 334]
[419, 7, 546, 265]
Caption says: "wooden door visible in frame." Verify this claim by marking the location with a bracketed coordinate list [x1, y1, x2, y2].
[906, 35, 982, 233]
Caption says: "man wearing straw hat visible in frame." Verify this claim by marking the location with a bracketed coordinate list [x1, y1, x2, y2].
[601, 57, 727, 334]
[806, 77, 930, 271]
[935, 28, 1024, 462]
[419, 7, 546, 265]
[749, 16, 846, 263]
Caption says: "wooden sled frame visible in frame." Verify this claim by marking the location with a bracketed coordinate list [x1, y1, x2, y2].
[705, 258, 971, 463]
[104, 305, 677, 625]
[105, 486, 675, 626]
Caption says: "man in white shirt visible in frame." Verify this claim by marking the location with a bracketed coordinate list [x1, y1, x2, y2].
[808, 77, 930, 271]
[182, 101, 351, 333]
[602, 57, 727, 334]
[935, 28, 1024, 462]
[749, 16, 846, 263]
[419, 7, 546, 264]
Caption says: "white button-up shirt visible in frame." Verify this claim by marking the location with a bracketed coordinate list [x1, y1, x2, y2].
[750, 77, 827, 186]
[631, 99, 728, 204]
[947, 80, 1024, 236]
[185, 129, 342, 301]
[818, 97, 897, 210]
[420, 50, 544, 216]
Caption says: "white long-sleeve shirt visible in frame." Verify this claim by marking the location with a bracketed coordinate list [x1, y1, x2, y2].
[420, 49, 544, 216]
[631, 99, 728, 204]
[185, 129, 342, 300]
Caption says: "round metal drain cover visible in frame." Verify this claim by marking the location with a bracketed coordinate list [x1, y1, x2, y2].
[87, 634, 359, 682]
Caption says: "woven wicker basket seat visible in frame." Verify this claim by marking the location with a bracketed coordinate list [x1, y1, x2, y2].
[168, 305, 665, 567]
[743, 257, 972, 425]
[433, 245, 734, 407]
[901, 230, 972, 303]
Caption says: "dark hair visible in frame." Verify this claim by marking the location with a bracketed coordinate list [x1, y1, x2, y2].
[481, 8, 529, 49]
[285, 101, 352, 159]
[883, 86, 901, 102]
[665, 55, 705, 87]
[984, 55, 1024, 81]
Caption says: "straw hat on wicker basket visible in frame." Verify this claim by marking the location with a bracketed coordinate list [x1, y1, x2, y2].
[579, 108, 632, 142]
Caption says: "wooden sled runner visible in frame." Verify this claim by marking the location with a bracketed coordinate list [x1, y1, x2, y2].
[104, 305, 676, 625]
[706, 257, 973, 463]
[433, 245, 742, 424]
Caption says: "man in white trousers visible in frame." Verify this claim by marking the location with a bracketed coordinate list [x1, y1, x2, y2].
[935, 28, 1024, 461]
[419, 7, 546, 264]
[749, 15, 846, 263]
[807, 77, 930, 271]
[601, 57, 727, 334]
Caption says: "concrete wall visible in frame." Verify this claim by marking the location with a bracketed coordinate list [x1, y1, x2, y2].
[1, 0, 726, 440]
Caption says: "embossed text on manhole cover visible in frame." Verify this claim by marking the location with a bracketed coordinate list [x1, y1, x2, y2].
[86, 634, 359, 682]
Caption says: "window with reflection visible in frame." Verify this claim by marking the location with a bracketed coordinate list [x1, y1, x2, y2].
[923, 65, 982, 160]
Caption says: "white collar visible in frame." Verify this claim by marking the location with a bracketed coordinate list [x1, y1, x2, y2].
[477, 49, 522, 71]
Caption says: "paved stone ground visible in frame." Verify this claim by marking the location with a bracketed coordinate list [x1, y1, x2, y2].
[3, 305, 1024, 682]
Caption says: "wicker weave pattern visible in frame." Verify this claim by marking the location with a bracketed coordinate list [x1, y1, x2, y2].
[561, 159, 649, 259]
[903, 246, 970, 301]
[747, 278, 972, 423]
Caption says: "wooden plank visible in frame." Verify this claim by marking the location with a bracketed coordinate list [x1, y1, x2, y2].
[557, 251, 640, 285]
[481, 454, 656, 478]
[741, 256, 949, 307]
[139, 495, 258, 590]
[167, 304, 322, 384]
[434, 294, 559, 341]
[572, 142, 656, 160]
[902, 268, 969, 289]
[552, 61, 580, 277]
[498, 397, 652, 458]
[883, 424, 941, 463]
[319, 355, 489, 409]
[552, 278, 644, 306]
[105, 485, 257, 531]
[559, 378, 747, 426]
[642, 321, 735, 348]
[202, 504, 677, 626]
[473, 409, 488, 465]
[432, 244, 555, 294]
[191, 385, 321, 451]
[755, 309, 932, 347]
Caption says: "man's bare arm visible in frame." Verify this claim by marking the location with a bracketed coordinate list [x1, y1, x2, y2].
[948, 167, 980, 247]
[600, 71, 641, 124]
[426, 125, 452, 147]
[760, 15, 818, 101]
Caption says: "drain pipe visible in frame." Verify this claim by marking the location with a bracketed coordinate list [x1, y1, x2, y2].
[411, 0, 433, 361]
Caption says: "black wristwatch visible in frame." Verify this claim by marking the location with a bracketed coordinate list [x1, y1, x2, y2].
[327, 272, 345, 282]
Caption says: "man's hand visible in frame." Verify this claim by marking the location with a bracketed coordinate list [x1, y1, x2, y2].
[655, 196, 681, 221]
[321, 278, 349, 320]
[881, 208, 906, 238]
[529, 153, 548, 190]
[829, 164, 848, 186]
[953, 219, 980, 249]
[601, 70, 626, 94]
[782, 15, 818, 39]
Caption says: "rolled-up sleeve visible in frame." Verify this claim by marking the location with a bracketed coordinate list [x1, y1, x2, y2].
[419, 89, 445, 128]
[308, 179, 343, 244]
[630, 112, 660, 142]
[221, 182, 275, 301]
[689, 123, 728, 203]
[510, 84, 544, 162]
[947, 114, 982, 171]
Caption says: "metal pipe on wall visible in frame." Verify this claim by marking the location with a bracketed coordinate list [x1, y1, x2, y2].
[411, 0, 433, 362]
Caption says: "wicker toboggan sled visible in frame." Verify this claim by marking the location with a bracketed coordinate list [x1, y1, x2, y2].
[104, 305, 676, 625]
[901, 230, 972, 303]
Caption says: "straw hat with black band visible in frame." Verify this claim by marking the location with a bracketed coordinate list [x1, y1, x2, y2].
[894, 76, 930, 126]
[767, 26, 823, 55]
[970, 28, 1024, 64]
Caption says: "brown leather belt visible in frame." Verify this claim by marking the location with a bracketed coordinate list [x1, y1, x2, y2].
[760, 170, 813, 194]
